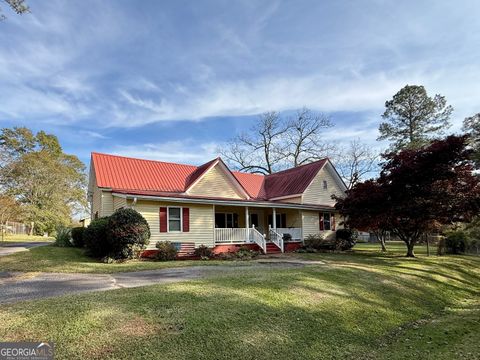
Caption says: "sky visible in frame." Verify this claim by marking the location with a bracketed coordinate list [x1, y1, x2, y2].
[0, 0, 479, 167]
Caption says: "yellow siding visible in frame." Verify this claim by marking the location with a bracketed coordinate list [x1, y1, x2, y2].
[284, 209, 302, 227]
[302, 210, 340, 240]
[134, 200, 214, 249]
[302, 165, 344, 205]
[113, 196, 127, 211]
[187, 164, 244, 199]
[302, 210, 320, 238]
[101, 191, 114, 217]
[91, 185, 102, 219]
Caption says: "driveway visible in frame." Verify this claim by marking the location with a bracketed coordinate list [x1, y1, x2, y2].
[0, 241, 52, 257]
[0, 260, 321, 304]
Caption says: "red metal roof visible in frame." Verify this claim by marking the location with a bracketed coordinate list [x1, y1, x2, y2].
[263, 159, 327, 198]
[91, 152, 328, 200]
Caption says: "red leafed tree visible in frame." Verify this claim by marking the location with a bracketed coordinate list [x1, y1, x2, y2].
[335, 180, 390, 252]
[336, 135, 480, 257]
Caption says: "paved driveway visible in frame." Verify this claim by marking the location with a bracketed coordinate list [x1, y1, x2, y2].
[0, 260, 321, 304]
[0, 241, 52, 257]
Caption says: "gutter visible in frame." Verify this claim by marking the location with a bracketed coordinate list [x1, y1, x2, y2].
[112, 192, 334, 211]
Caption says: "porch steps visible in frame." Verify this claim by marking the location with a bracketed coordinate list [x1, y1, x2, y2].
[265, 242, 282, 254]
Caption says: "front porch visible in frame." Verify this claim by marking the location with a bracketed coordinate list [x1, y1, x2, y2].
[213, 205, 303, 254]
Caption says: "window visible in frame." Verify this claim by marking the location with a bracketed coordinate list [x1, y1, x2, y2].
[323, 213, 331, 231]
[168, 207, 182, 232]
[215, 213, 238, 228]
[268, 213, 287, 228]
[323, 180, 328, 190]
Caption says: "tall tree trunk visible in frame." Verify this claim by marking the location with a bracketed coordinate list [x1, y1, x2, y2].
[380, 237, 387, 252]
[406, 241, 415, 257]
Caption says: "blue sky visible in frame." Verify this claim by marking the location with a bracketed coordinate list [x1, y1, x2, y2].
[0, 0, 479, 166]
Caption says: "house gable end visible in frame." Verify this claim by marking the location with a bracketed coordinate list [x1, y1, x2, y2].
[302, 161, 346, 206]
[186, 160, 249, 199]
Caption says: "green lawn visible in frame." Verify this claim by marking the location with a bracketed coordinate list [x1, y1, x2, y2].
[0, 243, 478, 359]
[1, 234, 53, 243]
[0, 245, 235, 273]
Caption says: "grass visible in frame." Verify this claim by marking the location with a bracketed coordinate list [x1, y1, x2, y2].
[0, 245, 234, 273]
[0, 243, 479, 359]
[0, 234, 53, 243]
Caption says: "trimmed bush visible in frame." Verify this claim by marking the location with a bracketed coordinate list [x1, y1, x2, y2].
[107, 208, 151, 260]
[53, 226, 72, 247]
[216, 246, 260, 260]
[335, 228, 356, 251]
[304, 234, 334, 250]
[71, 227, 86, 248]
[84, 217, 110, 258]
[194, 245, 213, 259]
[155, 241, 178, 261]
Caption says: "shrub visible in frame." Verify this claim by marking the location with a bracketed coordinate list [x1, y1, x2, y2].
[71, 227, 86, 248]
[106, 208, 151, 260]
[155, 241, 178, 261]
[445, 230, 468, 254]
[335, 228, 356, 251]
[216, 246, 260, 260]
[194, 245, 213, 259]
[437, 237, 446, 255]
[84, 217, 110, 258]
[304, 234, 334, 250]
[53, 226, 72, 247]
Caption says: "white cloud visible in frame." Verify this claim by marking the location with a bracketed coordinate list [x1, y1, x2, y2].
[110, 140, 221, 165]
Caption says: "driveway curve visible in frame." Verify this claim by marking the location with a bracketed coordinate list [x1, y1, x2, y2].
[0, 260, 322, 304]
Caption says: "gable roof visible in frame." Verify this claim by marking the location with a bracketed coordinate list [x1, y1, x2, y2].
[264, 159, 328, 199]
[90, 152, 332, 200]
[184, 158, 218, 189]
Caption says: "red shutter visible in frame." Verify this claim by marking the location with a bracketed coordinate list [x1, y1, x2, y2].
[182, 207, 190, 232]
[331, 213, 336, 231]
[319, 213, 324, 231]
[159, 207, 167, 232]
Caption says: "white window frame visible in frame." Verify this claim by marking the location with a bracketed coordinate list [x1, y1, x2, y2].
[167, 206, 183, 233]
[323, 180, 328, 190]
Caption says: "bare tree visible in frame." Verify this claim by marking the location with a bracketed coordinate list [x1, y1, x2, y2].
[221, 108, 334, 174]
[334, 139, 379, 189]
[283, 108, 334, 167]
[221, 112, 288, 174]
[1, 0, 29, 20]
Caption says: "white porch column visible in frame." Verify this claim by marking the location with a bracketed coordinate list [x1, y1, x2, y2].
[245, 206, 250, 242]
[213, 204, 216, 243]
[272, 207, 277, 229]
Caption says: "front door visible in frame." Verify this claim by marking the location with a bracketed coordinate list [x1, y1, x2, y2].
[249, 209, 265, 234]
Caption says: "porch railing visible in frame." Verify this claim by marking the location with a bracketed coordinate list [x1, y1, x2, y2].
[214, 228, 250, 243]
[275, 227, 302, 241]
[269, 227, 284, 253]
[250, 226, 266, 253]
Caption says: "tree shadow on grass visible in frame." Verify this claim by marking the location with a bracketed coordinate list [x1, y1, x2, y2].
[2, 254, 479, 360]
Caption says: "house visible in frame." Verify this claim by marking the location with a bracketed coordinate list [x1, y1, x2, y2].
[88, 152, 347, 256]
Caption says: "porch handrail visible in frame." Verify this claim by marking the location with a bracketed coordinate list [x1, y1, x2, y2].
[215, 228, 249, 243]
[269, 227, 284, 253]
[250, 226, 266, 253]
